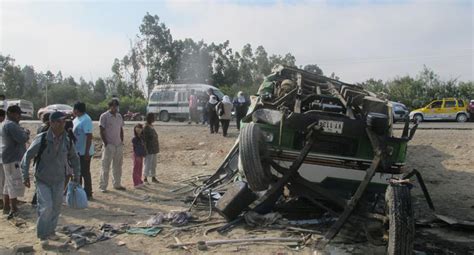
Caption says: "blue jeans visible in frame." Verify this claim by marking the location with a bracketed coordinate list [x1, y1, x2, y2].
[36, 180, 64, 239]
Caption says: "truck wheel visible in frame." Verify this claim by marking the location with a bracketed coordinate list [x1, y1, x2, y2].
[456, 113, 468, 123]
[239, 123, 272, 191]
[159, 111, 170, 122]
[413, 114, 423, 123]
[385, 183, 414, 255]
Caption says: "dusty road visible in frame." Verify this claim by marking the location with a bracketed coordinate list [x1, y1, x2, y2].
[0, 122, 473, 254]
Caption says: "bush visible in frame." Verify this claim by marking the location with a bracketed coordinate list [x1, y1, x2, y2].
[85, 96, 147, 120]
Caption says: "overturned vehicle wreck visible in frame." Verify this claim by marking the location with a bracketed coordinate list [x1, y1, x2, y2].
[195, 66, 433, 254]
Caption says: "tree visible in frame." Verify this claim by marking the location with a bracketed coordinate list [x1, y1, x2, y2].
[254, 45, 271, 84]
[2, 62, 24, 97]
[21, 65, 38, 99]
[139, 13, 175, 95]
[237, 44, 255, 87]
[359, 79, 386, 94]
[93, 78, 107, 102]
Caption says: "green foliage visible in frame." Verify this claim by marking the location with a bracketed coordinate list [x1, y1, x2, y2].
[1, 14, 472, 119]
[359, 66, 474, 109]
[85, 96, 148, 120]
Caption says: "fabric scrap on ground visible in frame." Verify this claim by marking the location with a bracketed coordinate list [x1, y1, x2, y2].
[146, 211, 192, 227]
[59, 223, 129, 249]
[126, 227, 162, 237]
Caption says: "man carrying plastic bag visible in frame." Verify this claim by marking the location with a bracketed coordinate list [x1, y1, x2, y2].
[21, 111, 81, 247]
[66, 181, 88, 209]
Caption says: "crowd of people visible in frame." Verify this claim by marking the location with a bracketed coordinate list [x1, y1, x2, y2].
[188, 89, 250, 137]
[0, 98, 161, 247]
[0, 89, 247, 248]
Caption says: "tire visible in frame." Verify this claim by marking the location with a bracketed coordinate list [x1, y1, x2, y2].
[413, 114, 423, 123]
[239, 123, 272, 191]
[159, 111, 170, 122]
[385, 184, 414, 255]
[456, 113, 468, 123]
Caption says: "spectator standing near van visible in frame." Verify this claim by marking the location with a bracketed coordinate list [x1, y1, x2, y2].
[21, 111, 80, 247]
[143, 113, 160, 183]
[0, 109, 5, 210]
[207, 95, 220, 134]
[132, 124, 145, 188]
[99, 99, 126, 192]
[188, 89, 199, 124]
[200, 94, 209, 125]
[72, 102, 94, 200]
[233, 91, 250, 131]
[216, 96, 233, 137]
[1, 105, 29, 218]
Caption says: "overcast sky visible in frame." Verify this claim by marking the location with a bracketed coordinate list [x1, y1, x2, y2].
[1, 0, 472, 84]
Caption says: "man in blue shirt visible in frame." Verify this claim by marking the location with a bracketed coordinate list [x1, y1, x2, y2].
[72, 102, 94, 200]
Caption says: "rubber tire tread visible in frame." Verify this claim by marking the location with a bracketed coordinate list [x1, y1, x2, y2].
[413, 114, 423, 123]
[239, 123, 271, 191]
[456, 113, 467, 123]
[160, 111, 170, 122]
[385, 184, 415, 255]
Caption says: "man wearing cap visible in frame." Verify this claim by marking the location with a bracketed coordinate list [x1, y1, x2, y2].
[21, 111, 80, 246]
[1, 105, 30, 218]
[99, 99, 125, 192]
[72, 102, 94, 200]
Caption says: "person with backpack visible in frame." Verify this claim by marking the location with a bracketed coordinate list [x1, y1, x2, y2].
[21, 111, 80, 247]
[72, 102, 94, 200]
[216, 95, 233, 137]
[31, 112, 51, 206]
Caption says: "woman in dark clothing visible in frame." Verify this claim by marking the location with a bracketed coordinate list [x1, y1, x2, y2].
[233, 91, 250, 131]
[207, 95, 220, 134]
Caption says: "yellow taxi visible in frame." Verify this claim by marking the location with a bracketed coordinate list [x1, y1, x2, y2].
[409, 98, 470, 122]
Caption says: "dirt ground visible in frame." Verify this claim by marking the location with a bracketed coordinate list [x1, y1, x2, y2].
[0, 123, 473, 254]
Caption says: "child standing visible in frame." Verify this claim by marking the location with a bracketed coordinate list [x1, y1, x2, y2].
[132, 124, 145, 188]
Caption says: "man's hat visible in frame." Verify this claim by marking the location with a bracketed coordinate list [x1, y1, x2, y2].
[7, 105, 26, 114]
[50, 111, 67, 122]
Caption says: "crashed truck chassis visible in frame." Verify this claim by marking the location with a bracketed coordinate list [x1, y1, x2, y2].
[192, 66, 436, 253]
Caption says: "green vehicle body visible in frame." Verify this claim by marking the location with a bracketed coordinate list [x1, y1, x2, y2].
[239, 66, 413, 195]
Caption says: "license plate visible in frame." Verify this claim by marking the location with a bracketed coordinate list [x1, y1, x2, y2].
[318, 120, 343, 134]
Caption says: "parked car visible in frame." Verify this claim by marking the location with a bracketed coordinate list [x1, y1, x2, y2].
[0, 99, 34, 119]
[390, 101, 409, 123]
[409, 98, 470, 122]
[37, 104, 73, 119]
[147, 83, 224, 122]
